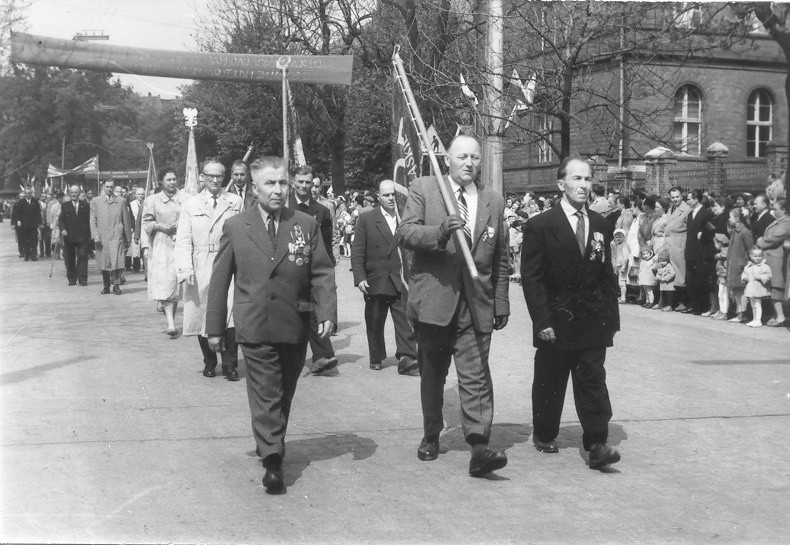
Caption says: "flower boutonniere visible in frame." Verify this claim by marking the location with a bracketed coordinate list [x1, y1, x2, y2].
[590, 231, 605, 262]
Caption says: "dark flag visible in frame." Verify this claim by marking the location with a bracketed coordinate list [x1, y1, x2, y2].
[391, 69, 422, 205]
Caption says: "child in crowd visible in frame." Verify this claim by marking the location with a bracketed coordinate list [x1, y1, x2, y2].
[711, 234, 730, 320]
[653, 248, 676, 311]
[508, 219, 523, 281]
[741, 246, 772, 328]
[611, 229, 630, 303]
[638, 247, 657, 308]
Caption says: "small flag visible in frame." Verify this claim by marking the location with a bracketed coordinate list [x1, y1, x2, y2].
[459, 73, 479, 106]
[285, 79, 306, 170]
[144, 147, 157, 197]
[184, 127, 200, 195]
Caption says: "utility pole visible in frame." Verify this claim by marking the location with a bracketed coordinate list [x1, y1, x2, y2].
[482, 0, 505, 194]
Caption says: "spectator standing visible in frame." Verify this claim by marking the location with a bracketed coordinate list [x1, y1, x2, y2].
[638, 248, 657, 307]
[756, 198, 790, 326]
[664, 186, 691, 310]
[751, 194, 774, 241]
[654, 248, 676, 311]
[684, 190, 713, 314]
[726, 208, 753, 323]
[637, 195, 660, 252]
[741, 247, 772, 328]
[650, 197, 670, 255]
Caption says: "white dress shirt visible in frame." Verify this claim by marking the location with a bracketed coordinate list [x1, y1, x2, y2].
[560, 197, 589, 242]
[381, 207, 398, 235]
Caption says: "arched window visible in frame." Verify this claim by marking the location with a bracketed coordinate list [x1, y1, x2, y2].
[674, 85, 703, 155]
[747, 89, 772, 158]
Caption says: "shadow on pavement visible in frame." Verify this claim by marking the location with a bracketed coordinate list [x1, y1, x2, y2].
[283, 432, 378, 487]
[0, 355, 96, 385]
[690, 359, 790, 365]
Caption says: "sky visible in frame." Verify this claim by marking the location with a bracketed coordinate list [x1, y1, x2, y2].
[23, 0, 208, 97]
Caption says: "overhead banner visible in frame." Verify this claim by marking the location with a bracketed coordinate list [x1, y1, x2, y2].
[10, 32, 354, 86]
[47, 155, 98, 178]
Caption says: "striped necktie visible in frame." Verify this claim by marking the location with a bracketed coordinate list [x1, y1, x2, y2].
[574, 210, 586, 255]
[457, 186, 472, 245]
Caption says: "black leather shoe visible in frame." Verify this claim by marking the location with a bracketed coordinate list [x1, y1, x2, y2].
[469, 446, 508, 477]
[369, 361, 383, 371]
[312, 357, 338, 374]
[262, 466, 284, 493]
[68, 281, 76, 286]
[224, 367, 240, 381]
[417, 437, 439, 461]
[101, 287, 111, 294]
[112, 285, 122, 295]
[533, 437, 559, 453]
[397, 358, 419, 376]
[589, 443, 620, 469]
[202, 366, 216, 378]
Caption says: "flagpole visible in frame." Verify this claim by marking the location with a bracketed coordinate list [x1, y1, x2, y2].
[96, 155, 100, 194]
[392, 47, 478, 280]
[278, 57, 290, 169]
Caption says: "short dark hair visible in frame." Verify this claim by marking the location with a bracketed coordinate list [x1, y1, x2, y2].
[292, 163, 314, 177]
[617, 195, 631, 208]
[200, 157, 225, 173]
[593, 184, 605, 197]
[689, 189, 703, 202]
[668, 186, 683, 196]
[643, 195, 657, 210]
[159, 167, 177, 181]
[556, 155, 588, 180]
[231, 160, 247, 171]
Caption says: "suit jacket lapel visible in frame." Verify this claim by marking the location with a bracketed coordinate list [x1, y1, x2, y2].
[245, 207, 275, 259]
[375, 207, 395, 246]
[472, 188, 491, 251]
[211, 193, 231, 230]
[549, 206, 585, 260]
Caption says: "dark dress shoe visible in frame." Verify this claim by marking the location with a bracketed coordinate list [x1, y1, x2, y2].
[589, 443, 621, 469]
[417, 437, 439, 461]
[112, 285, 122, 295]
[68, 281, 77, 286]
[397, 358, 419, 376]
[369, 361, 383, 371]
[533, 437, 559, 453]
[262, 466, 284, 493]
[469, 446, 508, 477]
[101, 287, 111, 294]
[79, 280, 88, 286]
[224, 367, 240, 381]
[202, 366, 216, 378]
[312, 357, 338, 374]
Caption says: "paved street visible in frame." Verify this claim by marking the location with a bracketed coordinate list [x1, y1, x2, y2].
[1, 225, 789, 544]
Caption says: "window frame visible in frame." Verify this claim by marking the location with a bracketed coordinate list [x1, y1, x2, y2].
[673, 84, 703, 156]
[746, 88, 773, 159]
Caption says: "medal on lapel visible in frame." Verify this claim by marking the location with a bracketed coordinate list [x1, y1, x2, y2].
[482, 225, 495, 242]
[590, 232, 605, 262]
[288, 225, 311, 266]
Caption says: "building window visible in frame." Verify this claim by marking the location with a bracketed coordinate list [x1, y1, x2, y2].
[674, 3, 702, 28]
[537, 114, 553, 163]
[747, 89, 772, 158]
[673, 84, 703, 155]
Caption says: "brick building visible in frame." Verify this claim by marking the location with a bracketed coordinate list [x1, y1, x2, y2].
[502, 5, 788, 196]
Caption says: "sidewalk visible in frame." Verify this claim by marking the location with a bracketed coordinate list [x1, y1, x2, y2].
[1, 226, 788, 544]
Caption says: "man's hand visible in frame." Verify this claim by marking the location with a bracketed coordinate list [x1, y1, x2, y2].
[61, 229, 68, 238]
[207, 335, 225, 353]
[538, 327, 556, 343]
[357, 280, 369, 295]
[317, 321, 335, 338]
[440, 214, 465, 238]
[183, 273, 195, 286]
[493, 315, 508, 330]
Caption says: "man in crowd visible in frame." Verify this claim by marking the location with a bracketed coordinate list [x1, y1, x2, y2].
[143, 169, 188, 337]
[664, 186, 690, 311]
[12, 188, 42, 261]
[176, 159, 243, 381]
[351, 179, 418, 376]
[10, 190, 26, 258]
[589, 184, 609, 215]
[398, 134, 510, 478]
[206, 156, 337, 493]
[127, 187, 145, 273]
[59, 184, 92, 286]
[521, 156, 621, 470]
[90, 180, 132, 294]
[39, 193, 56, 258]
[751, 193, 774, 241]
[226, 160, 256, 211]
[287, 164, 338, 374]
[684, 189, 713, 315]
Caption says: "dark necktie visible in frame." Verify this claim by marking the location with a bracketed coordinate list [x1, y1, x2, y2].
[212, 195, 218, 209]
[456, 187, 472, 245]
[574, 211, 586, 255]
[267, 215, 277, 248]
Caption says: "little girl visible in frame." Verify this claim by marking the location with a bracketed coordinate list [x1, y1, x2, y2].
[637, 248, 657, 308]
[741, 246, 772, 328]
[653, 248, 676, 311]
[611, 229, 630, 303]
[711, 234, 730, 320]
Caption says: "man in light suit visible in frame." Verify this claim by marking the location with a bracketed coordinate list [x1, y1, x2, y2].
[521, 156, 621, 470]
[398, 135, 510, 478]
[351, 179, 418, 375]
[226, 160, 257, 211]
[664, 185, 691, 310]
[59, 184, 92, 286]
[206, 156, 337, 493]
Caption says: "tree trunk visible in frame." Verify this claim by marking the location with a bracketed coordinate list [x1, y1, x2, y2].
[329, 127, 346, 194]
[560, 68, 573, 160]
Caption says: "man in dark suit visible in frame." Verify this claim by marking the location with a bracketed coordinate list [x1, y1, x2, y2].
[10, 191, 25, 257]
[226, 160, 257, 211]
[206, 156, 337, 493]
[351, 179, 418, 375]
[398, 135, 510, 478]
[59, 184, 92, 286]
[751, 193, 774, 241]
[684, 189, 714, 314]
[12, 188, 42, 261]
[521, 156, 621, 470]
[287, 163, 338, 374]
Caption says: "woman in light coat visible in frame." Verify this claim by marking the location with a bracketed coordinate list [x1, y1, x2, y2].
[175, 161, 243, 379]
[756, 198, 790, 326]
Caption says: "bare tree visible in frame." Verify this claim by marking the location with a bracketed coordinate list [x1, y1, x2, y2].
[0, 0, 29, 74]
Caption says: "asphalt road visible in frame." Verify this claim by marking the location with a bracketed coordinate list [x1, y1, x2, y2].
[1, 226, 788, 544]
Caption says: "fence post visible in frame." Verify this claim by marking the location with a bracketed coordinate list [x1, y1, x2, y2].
[645, 147, 675, 195]
[706, 142, 728, 195]
[766, 142, 788, 178]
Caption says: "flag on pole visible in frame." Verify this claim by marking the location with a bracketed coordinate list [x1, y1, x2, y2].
[459, 73, 479, 106]
[284, 79, 306, 171]
[511, 69, 535, 111]
[144, 146, 157, 197]
[183, 127, 200, 195]
[391, 69, 422, 192]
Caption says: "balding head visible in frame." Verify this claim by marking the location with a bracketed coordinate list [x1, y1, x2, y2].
[378, 179, 396, 214]
[445, 135, 481, 186]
